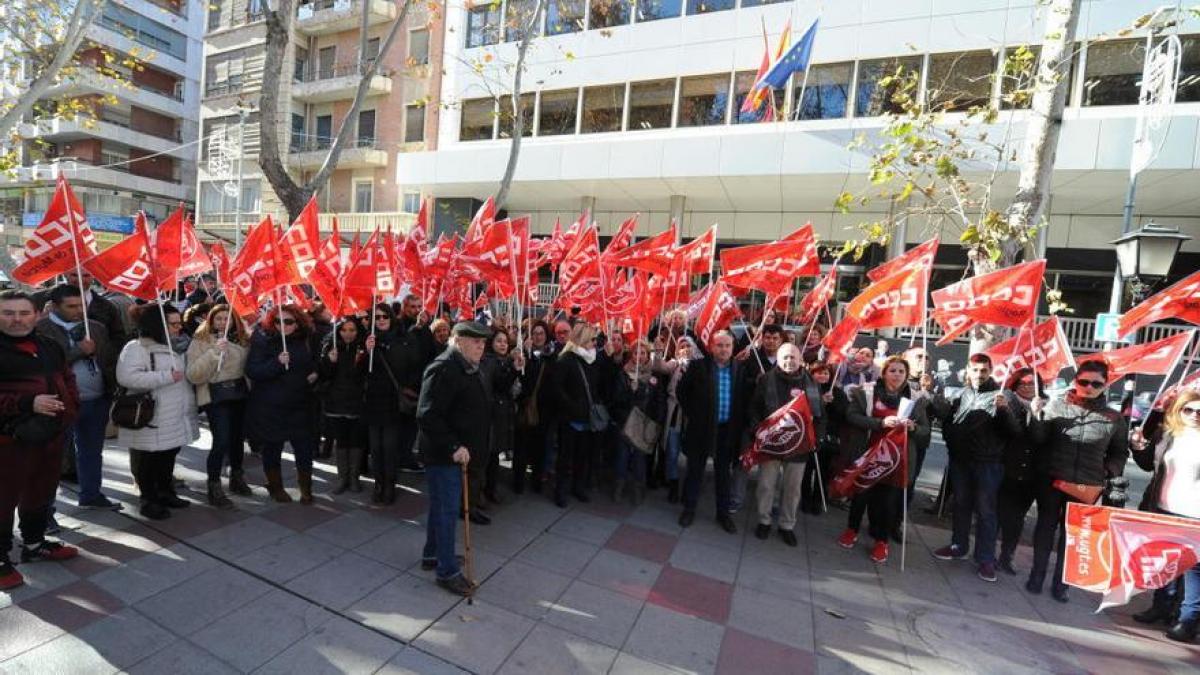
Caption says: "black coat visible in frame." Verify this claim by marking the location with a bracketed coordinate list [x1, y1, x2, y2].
[747, 367, 825, 462]
[244, 330, 317, 444]
[363, 327, 428, 424]
[610, 368, 668, 426]
[929, 380, 1022, 463]
[841, 382, 932, 479]
[677, 357, 750, 458]
[549, 351, 603, 427]
[1002, 397, 1038, 484]
[31, 288, 129, 351]
[317, 337, 367, 417]
[417, 348, 492, 466]
[1028, 394, 1128, 487]
[481, 352, 518, 452]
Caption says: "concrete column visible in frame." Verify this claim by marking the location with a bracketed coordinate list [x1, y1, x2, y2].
[580, 196, 596, 220]
[889, 217, 909, 259]
[669, 195, 685, 242]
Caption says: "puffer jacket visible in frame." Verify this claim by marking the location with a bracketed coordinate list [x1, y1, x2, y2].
[929, 380, 1022, 463]
[317, 336, 367, 417]
[244, 329, 317, 444]
[841, 382, 931, 478]
[116, 338, 199, 452]
[1028, 393, 1128, 486]
[186, 335, 249, 408]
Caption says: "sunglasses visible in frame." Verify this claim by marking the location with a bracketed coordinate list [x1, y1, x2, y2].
[1075, 378, 1106, 389]
[1017, 379, 1035, 386]
[275, 318, 296, 326]
[1182, 407, 1200, 417]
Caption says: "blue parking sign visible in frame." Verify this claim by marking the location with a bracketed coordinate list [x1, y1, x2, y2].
[1094, 312, 1133, 343]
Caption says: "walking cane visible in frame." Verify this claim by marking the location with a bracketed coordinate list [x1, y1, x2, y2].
[461, 462, 475, 605]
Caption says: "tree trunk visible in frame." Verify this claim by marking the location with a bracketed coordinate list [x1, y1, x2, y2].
[493, 0, 547, 212]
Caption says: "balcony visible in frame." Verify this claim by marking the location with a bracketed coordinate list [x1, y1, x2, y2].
[43, 69, 185, 118]
[2, 161, 191, 201]
[292, 62, 392, 103]
[296, 0, 397, 36]
[289, 136, 389, 170]
[27, 118, 185, 158]
[196, 211, 415, 240]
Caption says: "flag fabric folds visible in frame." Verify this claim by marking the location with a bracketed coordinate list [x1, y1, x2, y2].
[12, 175, 98, 284]
[867, 238, 938, 282]
[1075, 330, 1194, 386]
[85, 213, 159, 301]
[755, 18, 819, 91]
[982, 317, 1074, 384]
[694, 280, 741, 346]
[1119, 268, 1200, 335]
[932, 259, 1045, 346]
[740, 392, 817, 470]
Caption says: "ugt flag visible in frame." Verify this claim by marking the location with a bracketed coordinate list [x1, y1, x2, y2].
[740, 393, 817, 470]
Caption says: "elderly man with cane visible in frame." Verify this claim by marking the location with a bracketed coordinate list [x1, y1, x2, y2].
[416, 321, 493, 597]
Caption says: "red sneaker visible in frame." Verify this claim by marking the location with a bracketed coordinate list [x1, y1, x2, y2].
[0, 561, 24, 590]
[20, 541, 79, 563]
[870, 540, 889, 564]
[837, 528, 858, 549]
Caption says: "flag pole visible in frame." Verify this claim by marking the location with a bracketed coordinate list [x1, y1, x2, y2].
[1150, 329, 1198, 409]
[66, 197, 92, 340]
[155, 295, 173, 366]
[369, 295, 377, 373]
[276, 288, 289, 369]
[813, 451, 827, 513]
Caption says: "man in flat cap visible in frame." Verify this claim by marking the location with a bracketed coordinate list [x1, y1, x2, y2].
[416, 321, 493, 596]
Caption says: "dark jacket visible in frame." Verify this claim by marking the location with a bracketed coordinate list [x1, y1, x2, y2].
[364, 326, 429, 424]
[35, 316, 116, 395]
[550, 350, 603, 427]
[317, 336, 367, 417]
[929, 380, 1022, 464]
[677, 356, 749, 457]
[0, 333, 80, 451]
[516, 347, 553, 428]
[1001, 396, 1038, 483]
[841, 382, 931, 480]
[747, 367, 826, 462]
[610, 367, 668, 426]
[481, 352, 518, 452]
[244, 330, 317, 444]
[417, 347, 492, 466]
[1028, 394, 1128, 486]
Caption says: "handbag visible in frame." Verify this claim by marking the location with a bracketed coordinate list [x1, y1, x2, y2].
[1052, 479, 1103, 504]
[517, 358, 545, 428]
[208, 378, 248, 404]
[378, 353, 418, 416]
[622, 406, 661, 455]
[574, 360, 610, 433]
[110, 353, 158, 430]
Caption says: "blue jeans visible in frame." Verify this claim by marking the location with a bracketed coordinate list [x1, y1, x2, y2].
[206, 400, 246, 480]
[74, 397, 111, 503]
[614, 438, 646, 483]
[949, 459, 1005, 563]
[1180, 564, 1200, 622]
[423, 464, 463, 581]
[665, 429, 682, 481]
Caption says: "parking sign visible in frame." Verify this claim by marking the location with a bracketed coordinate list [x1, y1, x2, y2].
[1095, 312, 1133, 344]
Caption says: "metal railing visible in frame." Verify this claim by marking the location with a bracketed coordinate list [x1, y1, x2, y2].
[288, 135, 382, 153]
[295, 61, 389, 83]
[297, 0, 356, 18]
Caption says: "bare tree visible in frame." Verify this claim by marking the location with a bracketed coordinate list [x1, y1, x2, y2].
[493, 0, 546, 210]
[259, 0, 414, 223]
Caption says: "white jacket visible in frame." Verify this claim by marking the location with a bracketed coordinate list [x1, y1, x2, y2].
[115, 338, 199, 452]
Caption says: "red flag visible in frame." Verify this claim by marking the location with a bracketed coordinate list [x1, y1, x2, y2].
[843, 266, 929, 330]
[1076, 330, 1193, 386]
[605, 223, 677, 276]
[340, 230, 383, 315]
[410, 199, 429, 251]
[867, 238, 938, 282]
[209, 242, 231, 285]
[377, 231, 398, 297]
[683, 283, 713, 322]
[823, 316, 861, 365]
[153, 205, 210, 287]
[279, 197, 322, 285]
[1120, 268, 1200, 335]
[830, 426, 908, 499]
[466, 196, 495, 244]
[740, 392, 817, 470]
[932, 259, 1045, 346]
[603, 271, 644, 316]
[694, 280, 741, 346]
[12, 175, 98, 284]
[309, 222, 343, 311]
[677, 225, 717, 275]
[600, 215, 639, 264]
[983, 316, 1073, 384]
[559, 226, 601, 297]
[475, 289, 490, 310]
[741, 22, 773, 115]
[228, 216, 285, 305]
[538, 217, 567, 268]
[720, 225, 819, 296]
[85, 213, 158, 301]
[796, 268, 837, 325]
[460, 219, 519, 290]
[1154, 368, 1200, 412]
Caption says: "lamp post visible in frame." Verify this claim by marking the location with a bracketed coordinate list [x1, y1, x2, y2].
[1110, 222, 1190, 307]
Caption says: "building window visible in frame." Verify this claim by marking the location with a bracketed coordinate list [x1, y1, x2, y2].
[467, 4, 502, 47]
[499, 93, 535, 138]
[207, 0, 223, 30]
[294, 47, 308, 81]
[1083, 39, 1144, 106]
[290, 113, 305, 151]
[402, 191, 421, 214]
[99, 3, 187, 60]
[546, 0, 585, 36]
[636, 0, 681, 22]
[315, 115, 333, 149]
[732, 70, 785, 124]
[927, 50, 997, 112]
[739, 0, 787, 6]
[317, 46, 336, 79]
[357, 110, 375, 145]
[1001, 46, 1039, 110]
[505, 0, 543, 42]
[1179, 37, 1200, 103]
[364, 37, 381, 64]
[628, 79, 675, 131]
[686, 0, 734, 15]
[678, 74, 730, 127]
[581, 84, 624, 133]
[589, 0, 630, 29]
[794, 61, 852, 120]
[405, 104, 426, 143]
[460, 98, 496, 140]
[200, 180, 260, 217]
[538, 89, 578, 135]
[354, 182, 373, 213]
[855, 56, 923, 117]
[409, 29, 430, 65]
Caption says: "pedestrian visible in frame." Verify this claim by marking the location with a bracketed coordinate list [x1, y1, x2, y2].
[317, 317, 368, 495]
[186, 304, 252, 509]
[928, 353, 1023, 582]
[1026, 359, 1128, 602]
[549, 322, 605, 508]
[1130, 389, 1200, 642]
[116, 303, 199, 520]
[837, 356, 931, 564]
[476, 327, 524, 519]
[364, 305, 405, 504]
[747, 343, 824, 547]
[430, 318, 451, 353]
[800, 361, 844, 515]
[677, 330, 747, 533]
[650, 336, 696, 504]
[610, 339, 666, 505]
[245, 304, 320, 504]
[308, 302, 335, 459]
[417, 321, 493, 596]
[35, 284, 120, 511]
[995, 368, 1041, 575]
[837, 347, 879, 389]
[514, 320, 552, 494]
[0, 290, 80, 591]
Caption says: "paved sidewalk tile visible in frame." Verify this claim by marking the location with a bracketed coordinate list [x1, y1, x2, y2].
[17, 579, 125, 633]
[648, 565, 734, 624]
[233, 532, 344, 583]
[0, 607, 173, 674]
[474, 559, 572, 619]
[0, 558, 80, 609]
[544, 580, 645, 649]
[285, 550, 400, 611]
[623, 604, 725, 675]
[715, 627, 817, 675]
[514, 532, 601, 577]
[549, 511, 621, 546]
[89, 542, 219, 605]
[134, 565, 273, 635]
[668, 538, 742, 584]
[497, 623, 619, 675]
[306, 510, 402, 549]
[188, 516, 295, 559]
[356, 521, 430, 571]
[378, 647, 472, 675]
[125, 638, 240, 675]
[414, 599, 537, 675]
[346, 572, 461, 642]
[609, 651, 690, 674]
[605, 524, 677, 564]
[0, 605, 68, 661]
[259, 500, 346, 532]
[188, 588, 335, 673]
[727, 585, 816, 652]
[579, 549, 663, 601]
[253, 615, 403, 675]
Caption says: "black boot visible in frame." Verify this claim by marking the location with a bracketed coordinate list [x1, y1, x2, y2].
[332, 446, 351, 495]
[1166, 619, 1198, 643]
[349, 448, 364, 493]
[1133, 602, 1175, 625]
[1025, 571, 1044, 595]
[667, 480, 680, 504]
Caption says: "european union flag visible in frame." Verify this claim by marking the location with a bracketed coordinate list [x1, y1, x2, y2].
[756, 19, 819, 91]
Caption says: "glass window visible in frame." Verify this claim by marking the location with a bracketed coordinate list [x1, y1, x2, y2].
[290, 113, 305, 151]
[505, 0, 542, 42]
[589, 0, 630, 29]
[460, 98, 496, 140]
[99, 3, 187, 60]
[405, 105, 425, 142]
[354, 182, 373, 213]
[794, 61, 853, 120]
[732, 70, 785, 124]
[318, 46, 336, 79]
[854, 56, 923, 117]
[365, 37, 381, 64]
[739, 0, 787, 6]
[402, 192, 422, 214]
[409, 29, 430, 65]
[498, 93, 535, 138]
[1001, 45, 1040, 110]
[1180, 37, 1200, 103]
[636, 0, 680, 22]
[686, 0, 734, 15]
[466, 4, 501, 48]
[581, 84, 625, 133]
[678, 74, 730, 127]
[358, 110, 375, 144]
[546, 0, 585, 36]
[315, 115, 332, 148]
[926, 50, 997, 112]
[294, 47, 308, 81]
[628, 79, 675, 130]
[207, 0, 223, 30]
[538, 89, 578, 135]
[1083, 39, 1144, 106]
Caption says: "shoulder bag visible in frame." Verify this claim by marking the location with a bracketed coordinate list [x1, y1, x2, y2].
[622, 404, 661, 455]
[110, 353, 158, 430]
[574, 359, 610, 433]
[517, 359, 545, 428]
[378, 352, 418, 416]
[1052, 479, 1103, 504]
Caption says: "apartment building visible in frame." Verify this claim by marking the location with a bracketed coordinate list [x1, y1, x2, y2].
[1, 0, 203, 249]
[196, 0, 443, 240]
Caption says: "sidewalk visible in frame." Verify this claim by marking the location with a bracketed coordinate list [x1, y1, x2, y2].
[2, 436, 1198, 675]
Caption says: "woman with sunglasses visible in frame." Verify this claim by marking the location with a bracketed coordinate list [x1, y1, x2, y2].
[1129, 389, 1200, 642]
[245, 305, 319, 504]
[995, 368, 1041, 575]
[1026, 360, 1129, 601]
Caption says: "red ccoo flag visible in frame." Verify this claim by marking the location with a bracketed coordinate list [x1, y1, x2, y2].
[1076, 330, 1194, 386]
[605, 223, 676, 276]
[153, 205, 211, 287]
[843, 265, 929, 330]
[279, 196, 323, 285]
[85, 213, 159, 301]
[1119, 268, 1200, 336]
[867, 238, 938, 282]
[740, 392, 817, 470]
[796, 267, 837, 326]
[720, 224, 820, 296]
[932, 259, 1045, 346]
[983, 316, 1073, 384]
[227, 216, 286, 306]
[12, 175, 98, 284]
[694, 280, 742, 346]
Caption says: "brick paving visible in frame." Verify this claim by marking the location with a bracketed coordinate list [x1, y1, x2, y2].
[2, 434, 1200, 674]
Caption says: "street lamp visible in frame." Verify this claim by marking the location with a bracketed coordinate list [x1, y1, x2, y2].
[1110, 222, 1190, 303]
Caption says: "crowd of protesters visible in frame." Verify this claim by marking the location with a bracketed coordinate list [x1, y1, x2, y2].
[1, 276, 1197, 644]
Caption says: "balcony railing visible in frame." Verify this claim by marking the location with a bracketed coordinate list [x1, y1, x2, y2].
[295, 60, 384, 83]
[297, 0, 355, 18]
[288, 135, 382, 154]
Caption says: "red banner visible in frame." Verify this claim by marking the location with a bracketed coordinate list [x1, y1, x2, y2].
[694, 280, 741, 346]
[822, 316, 861, 365]
[867, 238, 938, 282]
[932, 259, 1045, 345]
[796, 268, 837, 326]
[152, 205, 210, 288]
[466, 196, 495, 244]
[558, 226, 601, 297]
[720, 225, 820, 296]
[228, 216, 285, 306]
[85, 213, 158, 301]
[600, 215, 638, 264]
[842, 266, 928, 330]
[677, 225, 717, 275]
[1077, 330, 1194, 386]
[983, 316, 1074, 384]
[279, 197, 322, 285]
[605, 223, 675, 276]
[1120, 269, 1200, 335]
[740, 392, 817, 470]
[13, 175, 98, 284]
[830, 426, 908, 499]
